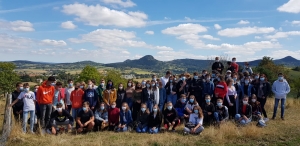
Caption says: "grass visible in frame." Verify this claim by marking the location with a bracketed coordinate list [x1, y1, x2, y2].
[2, 98, 300, 146]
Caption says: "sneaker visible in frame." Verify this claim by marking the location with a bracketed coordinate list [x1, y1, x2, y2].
[183, 132, 188, 135]
[263, 118, 269, 122]
[281, 117, 285, 120]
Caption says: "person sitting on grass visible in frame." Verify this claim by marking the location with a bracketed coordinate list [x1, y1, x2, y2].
[202, 95, 215, 125]
[163, 102, 180, 132]
[118, 102, 133, 132]
[108, 102, 120, 131]
[235, 96, 252, 125]
[175, 94, 188, 123]
[76, 101, 95, 133]
[94, 102, 108, 131]
[136, 103, 150, 133]
[214, 98, 229, 126]
[148, 104, 162, 134]
[50, 103, 74, 135]
[183, 106, 204, 135]
[184, 95, 199, 123]
[250, 94, 262, 121]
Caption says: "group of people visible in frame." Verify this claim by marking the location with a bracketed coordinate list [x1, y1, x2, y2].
[9, 57, 291, 136]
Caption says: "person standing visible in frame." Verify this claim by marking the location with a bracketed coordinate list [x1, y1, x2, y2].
[165, 77, 177, 106]
[103, 80, 117, 108]
[272, 73, 290, 120]
[65, 79, 75, 113]
[83, 80, 98, 111]
[189, 72, 203, 104]
[70, 83, 85, 119]
[37, 76, 56, 130]
[211, 57, 224, 74]
[231, 57, 239, 72]
[125, 80, 135, 109]
[132, 83, 143, 121]
[96, 79, 105, 104]
[160, 71, 171, 88]
[52, 82, 65, 110]
[11, 82, 24, 122]
[242, 62, 253, 75]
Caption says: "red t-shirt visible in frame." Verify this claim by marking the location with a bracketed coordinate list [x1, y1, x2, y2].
[242, 105, 247, 115]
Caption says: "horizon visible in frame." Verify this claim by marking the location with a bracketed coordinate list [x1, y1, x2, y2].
[0, 0, 300, 63]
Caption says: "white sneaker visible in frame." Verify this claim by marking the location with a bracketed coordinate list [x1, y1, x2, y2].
[263, 118, 269, 122]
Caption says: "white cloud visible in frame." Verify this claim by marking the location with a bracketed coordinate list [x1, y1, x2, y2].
[0, 20, 35, 32]
[265, 31, 300, 39]
[200, 35, 220, 41]
[254, 36, 261, 39]
[277, 0, 300, 13]
[145, 31, 154, 35]
[41, 39, 67, 46]
[61, 21, 77, 29]
[214, 24, 222, 30]
[161, 23, 207, 35]
[155, 46, 173, 51]
[0, 34, 34, 51]
[101, 0, 136, 8]
[218, 26, 275, 37]
[271, 50, 300, 59]
[155, 50, 207, 61]
[291, 20, 300, 26]
[237, 20, 250, 25]
[121, 50, 130, 54]
[62, 3, 147, 27]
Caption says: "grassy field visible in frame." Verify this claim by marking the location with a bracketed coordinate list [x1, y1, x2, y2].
[2, 98, 300, 146]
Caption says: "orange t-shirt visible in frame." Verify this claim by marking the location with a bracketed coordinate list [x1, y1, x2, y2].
[70, 89, 84, 109]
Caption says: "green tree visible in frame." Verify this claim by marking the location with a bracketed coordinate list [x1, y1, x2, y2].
[104, 70, 128, 87]
[0, 62, 20, 96]
[77, 65, 102, 84]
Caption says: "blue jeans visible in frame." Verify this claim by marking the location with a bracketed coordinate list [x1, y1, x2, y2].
[167, 94, 177, 106]
[117, 126, 128, 132]
[184, 126, 204, 134]
[149, 127, 159, 134]
[125, 97, 133, 109]
[273, 98, 286, 118]
[23, 110, 35, 133]
[72, 108, 80, 120]
[214, 112, 222, 122]
[235, 114, 251, 125]
[146, 100, 154, 112]
[136, 125, 148, 133]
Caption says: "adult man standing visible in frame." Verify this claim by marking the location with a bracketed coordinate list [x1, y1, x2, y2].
[231, 57, 239, 72]
[211, 57, 224, 74]
[11, 82, 24, 122]
[161, 71, 171, 88]
[37, 76, 56, 131]
[272, 73, 290, 120]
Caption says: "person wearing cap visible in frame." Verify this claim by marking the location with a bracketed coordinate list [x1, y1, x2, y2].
[161, 71, 172, 88]
[242, 62, 253, 75]
[211, 57, 224, 74]
[225, 70, 232, 81]
[231, 58, 239, 72]
[50, 103, 74, 135]
[37, 76, 56, 131]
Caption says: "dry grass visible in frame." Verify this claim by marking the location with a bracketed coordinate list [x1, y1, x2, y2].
[3, 98, 300, 146]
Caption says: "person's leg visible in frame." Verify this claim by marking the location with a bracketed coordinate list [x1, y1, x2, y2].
[141, 126, 148, 133]
[29, 110, 35, 132]
[87, 122, 95, 131]
[194, 126, 204, 134]
[164, 124, 170, 130]
[122, 126, 128, 132]
[13, 108, 19, 122]
[183, 127, 191, 133]
[44, 104, 53, 128]
[214, 112, 220, 122]
[39, 104, 46, 128]
[235, 97, 239, 114]
[23, 111, 28, 133]
[167, 95, 172, 103]
[71, 108, 76, 120]
[171, 120, 180, 130]
[94, 120, 100, 131]
[281, 98, 286, 118]
[153, 127, 159, 133]
[273, 98, 279, 118]
[172, 95, 177, 106]
[136, 126, 142, 133]
[67, 105, 72, 113]
[260, 98, 268, 118]
[235, 114, 241, 121]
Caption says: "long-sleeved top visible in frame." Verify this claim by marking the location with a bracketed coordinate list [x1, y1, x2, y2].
[37, 81, 55, 105]
[108, 108, 120, 124]
[159, 88, 167, 106]
[212, 62, 224, 73]
[50, 109, 74, 125]
[203, 81, 214, 97]
[165, 82, 177, 95]
[226, 86, 237, 104]
[272, 79, 291, 99]
[189, 79, 203, 97]
[250, 101, 262, 114]
[70, 89, 84, 109]
[238, 104, 252, 119]
[188, 113, 203, 125]
[214, 82, 228, 99]
[231, 62, 239, 72]
[215, 106, 229, 120]
[201, 103, 215, 114]
[152, 87, 160, 105]
[103, 89, 117, 105]
[12, 90, 23, 110]
[141, 88, 159, 104]
[133, 90, 142, 102]
[148, 111, 162, 128]
[175, 100, 187, 117]
[242, 67, 253, 75]
[163, 108, 179, 124]
[252, 81, 271, 98]
[94, 110, 108, 122]
[240, 83, 252, 99]
[120, 110, 133, 125]
[83, 88, 98, 108]
[116, 90, 126, 108]
[185, 102, 198, 112]
[176, 80, 189, 96]
[96, 86, 105, 102]
[136, 111, 149, 126]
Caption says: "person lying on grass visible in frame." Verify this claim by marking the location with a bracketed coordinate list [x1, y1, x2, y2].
[76, 101, 95, 133]
[50, 103, 74, 135]
[183, 105, 204, 135]
[235, 96, 252, 125]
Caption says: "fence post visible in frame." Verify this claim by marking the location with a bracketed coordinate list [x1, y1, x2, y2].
[0, 94, 12, 146]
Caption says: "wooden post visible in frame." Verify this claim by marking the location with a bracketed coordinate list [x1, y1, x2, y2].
[0, 94, 12, 146]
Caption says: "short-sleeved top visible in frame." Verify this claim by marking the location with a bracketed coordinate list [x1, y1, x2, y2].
[18, 91, 36, 111]
[65, 87, 75, 105]
[53, 90, 64, 106]
[189, 113, 203, 125]
[77, 109, 94, 123]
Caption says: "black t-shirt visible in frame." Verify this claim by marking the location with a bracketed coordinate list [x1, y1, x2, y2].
[77, 109, 94, 123]
[50, 110, 74, 124]
[244, 85, 249, 96]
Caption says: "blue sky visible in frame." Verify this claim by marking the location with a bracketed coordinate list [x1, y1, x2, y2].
[0, 0, 300, 63]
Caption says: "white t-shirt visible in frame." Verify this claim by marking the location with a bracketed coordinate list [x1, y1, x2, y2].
[93, 85, 98, 89]
[65, 87, 75, 105]
[18, 91, 36, 112]
[161, 76, 169, 87]
[189, 113, 203, 125]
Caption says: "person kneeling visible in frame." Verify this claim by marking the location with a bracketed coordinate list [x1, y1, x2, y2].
[235, 96, 252, 125]
[163, 102, 180, 132]
[136, 103, 149, 133]
[94, 102, 108, 131]
[148, 104, 162, 134]
[76, 102, 95, 133]
[118, 102, 133, 132]
[50, 103, 74, 135]
[214, 98, 229, 127]
[184, 106, 204, 135]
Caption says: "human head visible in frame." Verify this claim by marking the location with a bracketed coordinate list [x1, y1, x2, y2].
[232, 57, 236, 62]
[205, 95, 211, 103]
[136, 82, 142, 89]
[127, 80, 133, 88]
[166, 71, 172, 77]
[232, 73, 238, 82]
[166, 101, 173, 110]
[16, 82, 23, 91]
[226, 78, 234, 86]
[152, 104, 160, 113]
[244, 62, 249, 67]
[55, 82, 63, 90]
[189, 95, 198, 104]
[217, 98, 223, 107]
[75, 82, 81, 89]
[243, 96, 249, 105]
[278, 73, 284, 81]
[202, 70, 207, 76]
[251, 94, 257, 103]
[193, 106, 203, 118]
[99, 102, 106, 111]
[146, 80, 151, 88]
[180, 94, 187, 103]
[47, 76, 56, 86]
[67, 79, 73, 87]
[140, 103, 147, 112]
[111, 101, 116, 108]
[215, 57, 220, 61]
[259, 74, 267, 82]
[56, 103, 63, 113]
[121, 102, 129, 111]
[23, 83, 30, 92]
[106, 80, 114, 89]
[100, 79, 105, 86]
[34, 85, 39, 92]
[91, 79, 96, 85]
[80, 81, 86, 89]
[151, 80, 156, 87]
[219, 75, 225, 82]
[158, 81, 163, 88]
[118, 83, 124, 90]
[82, 101, 90, 112]
[152, 75, 157, 80]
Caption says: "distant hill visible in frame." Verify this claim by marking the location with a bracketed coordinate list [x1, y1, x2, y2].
[5, 55, 300, 73]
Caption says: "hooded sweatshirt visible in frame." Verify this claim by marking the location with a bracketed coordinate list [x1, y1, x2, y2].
[272, 79, 290, 99]
[37, 81, 55, 105]
[214, 81, 228, 99]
